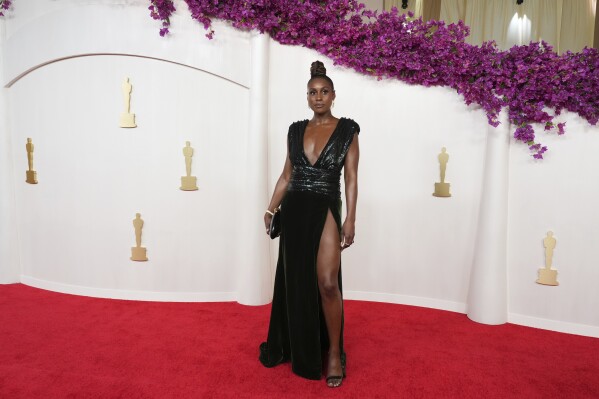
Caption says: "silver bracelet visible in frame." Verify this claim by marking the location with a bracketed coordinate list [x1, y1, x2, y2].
[265, 209, 274, 216]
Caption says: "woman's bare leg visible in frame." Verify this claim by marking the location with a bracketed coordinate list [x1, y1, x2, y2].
[317, 209, 343, 386]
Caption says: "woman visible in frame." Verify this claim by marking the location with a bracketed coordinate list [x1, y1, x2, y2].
[259, 61, 360, 388]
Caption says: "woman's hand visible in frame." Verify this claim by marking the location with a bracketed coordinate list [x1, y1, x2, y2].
[341, 219, 355, 250]
[264, 212, 273, 235]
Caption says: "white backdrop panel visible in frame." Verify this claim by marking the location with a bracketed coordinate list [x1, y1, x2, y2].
[508, 113, 599, 330]
[10, 55, 249, 298]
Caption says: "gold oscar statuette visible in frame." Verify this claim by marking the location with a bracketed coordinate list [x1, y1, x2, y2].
[25, 138, 38, 184]
[536, 231, 559, 286]
[433, 147, 451, 197]
[119, 77, 137, 128]
[180, 141, 199, 191]
[130, 213, 148, 261]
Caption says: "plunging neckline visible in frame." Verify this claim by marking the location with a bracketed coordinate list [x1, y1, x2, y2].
[301, 118, 343, 167]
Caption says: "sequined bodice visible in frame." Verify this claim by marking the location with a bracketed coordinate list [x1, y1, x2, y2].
[287, 117, 360, 199]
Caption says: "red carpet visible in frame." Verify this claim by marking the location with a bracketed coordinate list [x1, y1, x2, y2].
[0, 284, 598, 398]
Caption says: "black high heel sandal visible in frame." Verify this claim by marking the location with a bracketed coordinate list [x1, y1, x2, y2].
[326, 353, 346, 388]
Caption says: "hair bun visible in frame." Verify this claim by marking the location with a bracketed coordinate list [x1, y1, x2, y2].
[310, 61, 327, 78]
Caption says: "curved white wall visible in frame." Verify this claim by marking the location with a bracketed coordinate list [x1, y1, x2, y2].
[10, 54, 250, 300]
[1, 0, 598, 337]
[2, 0, 272, 303]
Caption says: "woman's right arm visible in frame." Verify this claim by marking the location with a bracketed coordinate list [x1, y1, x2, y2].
[264, 147, 293, 233]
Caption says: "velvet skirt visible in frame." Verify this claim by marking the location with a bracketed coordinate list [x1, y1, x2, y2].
[259, 190, 345, 380]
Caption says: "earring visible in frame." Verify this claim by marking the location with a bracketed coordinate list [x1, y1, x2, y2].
[332, 101, 335, 108]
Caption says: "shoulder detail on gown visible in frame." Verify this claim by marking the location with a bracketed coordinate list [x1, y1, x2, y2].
[289, 120, 309, 130]
[342, 118, 360, 134]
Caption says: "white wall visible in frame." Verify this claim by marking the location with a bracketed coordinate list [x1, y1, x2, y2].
[10, 54, 249, 299]
[3, 2, 252, 87]
[507, 114, 599, 333]
[0, 18, 20, 283]
[1, 0, 598, 337]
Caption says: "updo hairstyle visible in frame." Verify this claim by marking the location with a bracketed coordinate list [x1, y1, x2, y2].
[308, 60, 335, 91]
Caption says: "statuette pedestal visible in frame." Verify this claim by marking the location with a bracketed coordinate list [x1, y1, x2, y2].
[26, 170, 38, 184]
[536, 268, 558, 286]
[180, 176, 198, 191]
[130, 246, 148, 262]
[433, 182, 451, 197]
[120, 113, 137, 128]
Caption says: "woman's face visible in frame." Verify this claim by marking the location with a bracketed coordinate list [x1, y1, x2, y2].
[307, 78, 335, 114]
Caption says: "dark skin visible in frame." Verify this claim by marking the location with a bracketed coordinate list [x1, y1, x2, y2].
[264, 77, 360, 386]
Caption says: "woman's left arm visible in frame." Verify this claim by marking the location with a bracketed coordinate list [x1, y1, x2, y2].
[342, 134, 360, 249]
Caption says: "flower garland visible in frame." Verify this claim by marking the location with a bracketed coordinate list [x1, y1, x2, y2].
[0, 0, 12, 17]
[149, 0, 599, 158]
[2, 1, 597, 158]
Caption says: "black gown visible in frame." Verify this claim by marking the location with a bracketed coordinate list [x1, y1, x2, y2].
[259, 117, 360, 380]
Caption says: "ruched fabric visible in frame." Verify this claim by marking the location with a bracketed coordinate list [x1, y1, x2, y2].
[288, 166, 341, 199]
[259, 117, 360, 380]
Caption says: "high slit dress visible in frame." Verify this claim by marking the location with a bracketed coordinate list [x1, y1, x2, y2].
[259, 117, 360, 380]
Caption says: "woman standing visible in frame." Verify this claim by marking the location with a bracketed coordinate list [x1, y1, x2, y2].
[259, 61, 360, 388]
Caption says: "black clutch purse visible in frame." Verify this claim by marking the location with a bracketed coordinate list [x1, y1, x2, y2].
[269, 208, 281, 239]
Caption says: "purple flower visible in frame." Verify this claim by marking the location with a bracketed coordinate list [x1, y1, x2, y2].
[557, 122, 566, 135]
[514, 125, 535, 143]
[0, 0, 12, 16]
